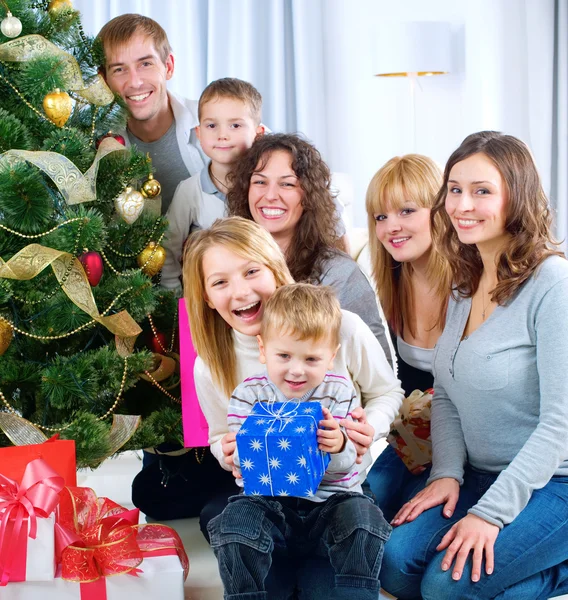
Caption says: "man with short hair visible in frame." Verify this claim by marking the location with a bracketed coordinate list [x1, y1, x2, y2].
[98, 14, 207, 214]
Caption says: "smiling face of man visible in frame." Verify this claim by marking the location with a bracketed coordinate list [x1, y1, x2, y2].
[103, 32, 174, 141]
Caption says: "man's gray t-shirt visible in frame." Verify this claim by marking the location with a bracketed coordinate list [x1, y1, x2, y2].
[128, 122, 191, 215]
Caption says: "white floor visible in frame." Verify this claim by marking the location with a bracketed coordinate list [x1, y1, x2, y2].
[78, 451, 566, 600]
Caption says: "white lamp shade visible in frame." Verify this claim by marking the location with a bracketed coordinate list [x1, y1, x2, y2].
[373, 21, 452, 76]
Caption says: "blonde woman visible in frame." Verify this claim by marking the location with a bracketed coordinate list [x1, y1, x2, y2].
[183, 217, 403, 598]
[364, 155, 451, 520]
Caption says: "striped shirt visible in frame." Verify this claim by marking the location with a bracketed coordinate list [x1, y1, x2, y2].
[229, 372, 362, 501]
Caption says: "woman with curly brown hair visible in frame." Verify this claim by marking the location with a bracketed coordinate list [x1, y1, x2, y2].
[381, 131, 568, 600]
[227, 133, 394, 370]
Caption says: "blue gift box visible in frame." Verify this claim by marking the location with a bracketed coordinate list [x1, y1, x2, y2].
[236, 400, 330, 498]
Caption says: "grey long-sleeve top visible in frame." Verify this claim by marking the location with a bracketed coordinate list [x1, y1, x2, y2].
[318, 250, 394, 369]
[428, 255, 568, 529]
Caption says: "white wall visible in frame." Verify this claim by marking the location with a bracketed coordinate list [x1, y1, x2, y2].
[320, 0, 556, 227]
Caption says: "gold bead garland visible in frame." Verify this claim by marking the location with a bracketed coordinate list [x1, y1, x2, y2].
[147, 308, 177, 354]
[0, 216, 88, 239]
[105, 218, 163, 258]
[142, 368, 181, 404]
[0, 356, 129, 432]
[0, 286, 134, 341]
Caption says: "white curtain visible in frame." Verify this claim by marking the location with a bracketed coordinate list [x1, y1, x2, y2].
[551, 0, 568, 249]
[74, 0, 329, 157]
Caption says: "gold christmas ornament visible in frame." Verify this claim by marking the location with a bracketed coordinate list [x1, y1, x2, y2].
[1, 11, 22, 38]
[138, 242, 166, 277]
[115, 186, 145, 225]
[0, 319, 13, 356]
[43, 88, 72, 127]
[140, 174, 162, 199]
[48, 0, 73, 14]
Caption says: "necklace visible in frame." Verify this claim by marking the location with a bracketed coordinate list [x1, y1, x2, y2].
[480, 277, 492, 320]
[209, 164, 228, 193]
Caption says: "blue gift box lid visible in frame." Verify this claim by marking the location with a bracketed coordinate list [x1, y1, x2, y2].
[236, 400, 330, 497]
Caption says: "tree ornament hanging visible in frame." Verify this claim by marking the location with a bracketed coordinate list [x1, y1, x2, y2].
[48, 0, 73, 14]
[79, 250, 104, 287]
[95, 131, 126, 149]
[115, 186, 145, 225]
[0, 319, 13, 356]
[1, 11, 22, 38]
[147, 329, 168, 354]
[137, 242, 166, 277]
[43, 89, 72, 127]
[140, 173, 162, 199]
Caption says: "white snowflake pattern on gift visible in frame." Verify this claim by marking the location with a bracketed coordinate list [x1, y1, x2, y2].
[266, 426, 276, 434]
[284, 418, 294, 426]
[286, 472, 299, 484]
[310, 423, 315, 433]
[297, 456, 307, 468]
[308, 446, 313, 455]
[302, 406, 315, 414]
[255, 418, 267, 425]
[242, 458, 254, 471]
[295, 426, 306, 434]
[251, 490, 262, 496]
[277, 490, 290, 496]
[250, 439, 263, 451]
[269, 457, 282, 469]
[239, 428, 248, 435]
[259, 473, 271, 485]
[305, 488, 314, 497]
[278, 438, 291, 451]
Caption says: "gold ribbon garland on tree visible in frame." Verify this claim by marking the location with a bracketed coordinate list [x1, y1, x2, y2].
[0, 34, 114, 105]
[0, 137, 128, 205]
[0, 244, 141, 354]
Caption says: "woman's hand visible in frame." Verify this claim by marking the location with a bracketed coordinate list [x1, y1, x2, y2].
[340, 406, 375, 464]
[437, 514, 499, 582]
[392, 477, 460, 526]
[318, 407, 345, 453]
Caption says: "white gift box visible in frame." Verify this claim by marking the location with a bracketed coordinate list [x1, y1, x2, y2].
[0, 513, 55, 583]
[0, 555, 184, 599]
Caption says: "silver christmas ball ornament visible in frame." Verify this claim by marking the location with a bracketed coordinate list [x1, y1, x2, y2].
[1, 12, 23, 38]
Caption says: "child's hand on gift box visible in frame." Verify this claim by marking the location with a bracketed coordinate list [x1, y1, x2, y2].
[317, 406, 347, 454]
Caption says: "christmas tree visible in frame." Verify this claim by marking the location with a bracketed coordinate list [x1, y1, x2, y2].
[0, 0, 184, 467]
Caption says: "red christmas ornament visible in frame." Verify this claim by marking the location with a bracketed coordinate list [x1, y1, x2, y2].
[148, 331, 168, 354]
[95, 132, 126, 149]
[79, 251, 104, 286]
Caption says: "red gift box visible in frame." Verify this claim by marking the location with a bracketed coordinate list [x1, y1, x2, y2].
[0, 437, 76, 486]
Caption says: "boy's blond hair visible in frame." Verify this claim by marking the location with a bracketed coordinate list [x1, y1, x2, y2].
[97, 14, 172, 67]
[261, 284, 341, 348]
[183, 217, 293, 397]
[198, 78, 262, 124]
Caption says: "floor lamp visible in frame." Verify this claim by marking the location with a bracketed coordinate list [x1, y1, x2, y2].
[373, 21, 452, 151]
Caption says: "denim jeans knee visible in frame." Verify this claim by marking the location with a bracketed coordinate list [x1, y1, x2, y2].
[321, 493, 391, 591]
[208, 496, 286, 597]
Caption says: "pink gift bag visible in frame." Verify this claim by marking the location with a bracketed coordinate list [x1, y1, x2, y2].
[178, 298, 209, 447]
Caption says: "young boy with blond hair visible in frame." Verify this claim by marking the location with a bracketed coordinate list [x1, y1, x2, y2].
[208, 283, 391, 598]
[161, 78, 265, 290]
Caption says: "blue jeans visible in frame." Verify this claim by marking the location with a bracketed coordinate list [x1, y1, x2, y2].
[380, 466, 568, 599]
[207, 491, 391, 600]
[366, 445, 431, 522]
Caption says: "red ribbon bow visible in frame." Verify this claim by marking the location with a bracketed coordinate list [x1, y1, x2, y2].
[56, 487, 189, 583]
[0, 457, 64, 585]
